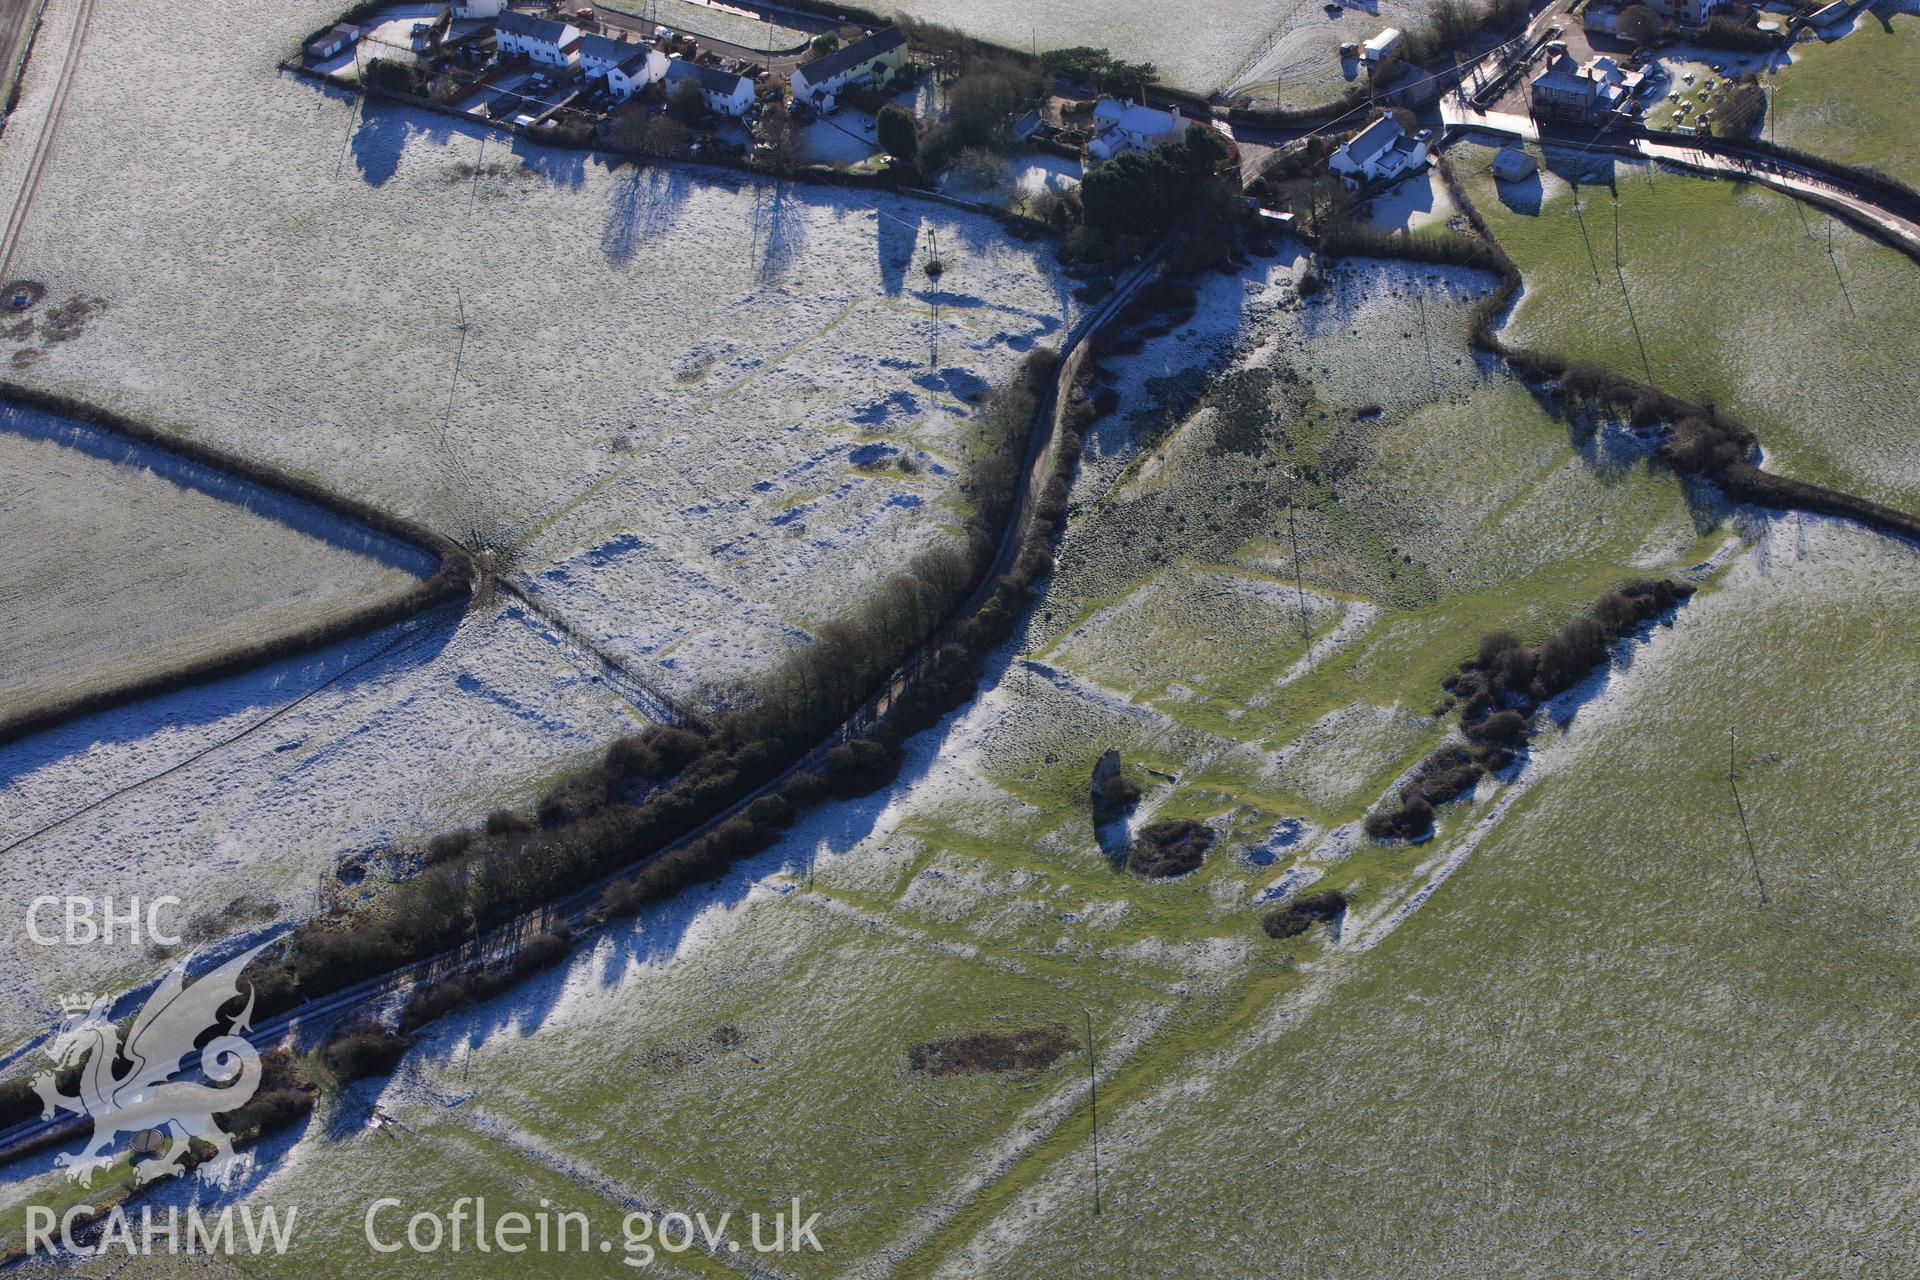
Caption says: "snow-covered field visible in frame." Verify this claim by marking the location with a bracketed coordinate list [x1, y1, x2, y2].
[0, 0, 1076, 1037]
[2, 0, 1077, 700]
[0, 600, 643, 1041]
[32, 247, 1761, 1275]
[0, 401, 429, 724]
[871, 0, 1437, 99]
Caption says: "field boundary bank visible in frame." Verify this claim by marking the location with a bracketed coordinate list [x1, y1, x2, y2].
[0, 381, 474, 748]
[1350, 150, 1920, 550]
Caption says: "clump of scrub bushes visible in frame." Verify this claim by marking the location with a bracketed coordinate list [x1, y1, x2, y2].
[1366, 579, 1694, 841]
[1128, 818, 1214, 878]
[1262, 889, 1349, 939]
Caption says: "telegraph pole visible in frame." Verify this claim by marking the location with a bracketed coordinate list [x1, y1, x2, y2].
[1085, 1008, 1102, 1217]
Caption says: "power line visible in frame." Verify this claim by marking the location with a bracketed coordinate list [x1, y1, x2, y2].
[1084, 1007, 1102, 1217]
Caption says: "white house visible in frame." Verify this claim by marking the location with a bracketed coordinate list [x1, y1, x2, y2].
[1327, 114, 1429, 191]
[452, 0, 504, 17]
[1362, 27, 1404, 63]
[607, 46, 668, 100]
[1086, 98, 1183, 161]
[580, 32, 667, 98]
[666, 57, 755, 116]
[305, 22, 359, 61]
[495, 11, 582, 66]
[789, 26, 907, 109]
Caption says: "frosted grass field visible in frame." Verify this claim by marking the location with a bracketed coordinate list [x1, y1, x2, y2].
[34, 251, 1793, 1275]
[1455, 142, 1920, 513]
[0, 0, 1075, 1033]
[0, 403, 428, 724]
[0, 601, 640, 1040]
[2, 0, 1077, 698]
[932, 516, 1920, 1279]
[871, 0, 1438, 100]
[1769, 12, 1920, 189]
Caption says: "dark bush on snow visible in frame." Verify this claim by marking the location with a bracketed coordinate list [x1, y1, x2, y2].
[1468, 709, 1527, 748]
[1262, 889, 1349, 939]
[485, 809, 535, 836]
[746, 794, 794, 829]
[1365, 791, 1434, 841]
[1367, 579, 1694, 843]
[823, 738, 903, 799]
[1128, 819, 1214, 878]
[325, 1028, 411, 1083]
[213, 1050, 313, 1141]
[425, 830, 474, 864]
[606, 725, 708, 781]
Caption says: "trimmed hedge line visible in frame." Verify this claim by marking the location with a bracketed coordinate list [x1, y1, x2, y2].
[0, 381, 472, 747]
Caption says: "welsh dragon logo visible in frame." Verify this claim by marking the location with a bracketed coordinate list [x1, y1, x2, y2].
[34, 945, 269, 1187]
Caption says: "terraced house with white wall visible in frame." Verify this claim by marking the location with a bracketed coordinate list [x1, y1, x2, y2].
[581, 32, 667, 99]
[789, 26, 906, 109]
[666, 57, 754, 115]
[496, 11, 581, 66]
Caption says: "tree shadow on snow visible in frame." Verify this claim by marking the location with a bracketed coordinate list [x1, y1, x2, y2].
[601, 163, 695, 267]
[752, 178, 810, 284]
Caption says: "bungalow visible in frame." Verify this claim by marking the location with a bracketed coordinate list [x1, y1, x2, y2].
[789, 26, 907, 109]
[666, 57, 755, 116]
[1326, 113, 1429, 191]
[452, 0, 504, 17]
[580, 31, 669, 98]
[1362, 27, 1404, 63]
[1086, 98, 1183, 161]
[1491, 145, 1537, 182]
[305, 23, 359, 61]
[496, 11, 582, 66]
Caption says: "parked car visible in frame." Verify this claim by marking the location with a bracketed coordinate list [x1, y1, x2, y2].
[791, 100, 817, 123]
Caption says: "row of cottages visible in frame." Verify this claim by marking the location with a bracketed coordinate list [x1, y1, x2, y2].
[789, 26, 907, 110]
[666, 58, 755, 116]
[581, 32, 669, 100]
[1528, 47, 1643, 122]
[496, 10, 582, 66]
[1086, 98, 1184, 161]
[1327, 113, 1429, 191]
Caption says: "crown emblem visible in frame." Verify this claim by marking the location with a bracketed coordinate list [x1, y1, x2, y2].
[58, 991, 104, 1015]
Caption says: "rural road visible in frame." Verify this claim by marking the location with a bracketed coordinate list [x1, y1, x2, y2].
[1637, 136, 1920, 256]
